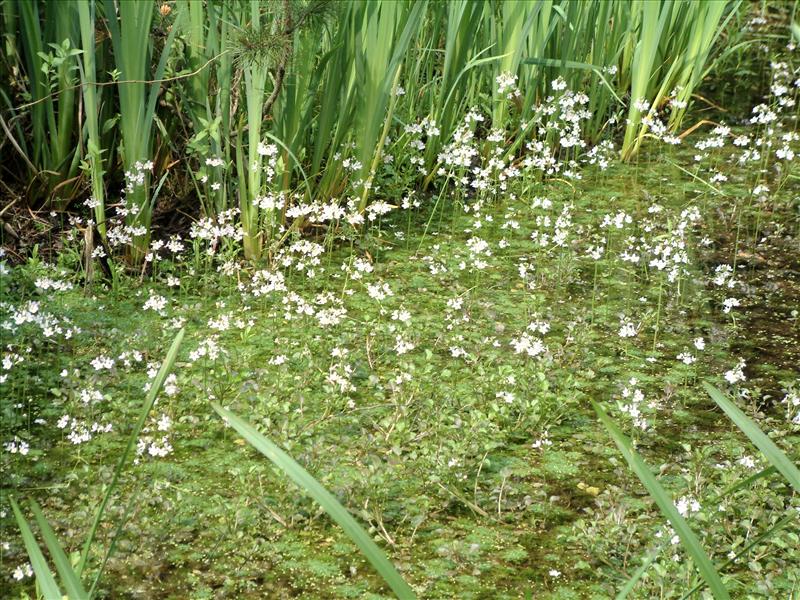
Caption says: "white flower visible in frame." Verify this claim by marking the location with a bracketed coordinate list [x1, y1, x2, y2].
[587, 245, 604, 260]
[257, 142, 278, 157]
[163, 373, 179, 397]
[532, 432, 552, 450]
[776, 145, 795, 161]
[738, 455, 756, 469]
[722, 297, 740, 313]
[724, 359, 746, 385]
[496, 391, 515, 404]
[394, 335, 415, 355]
[12, 564, 32, 580]
[551, 77, 567, 91]
[4, 438, 30, 455]
[618, 319, 638, 338]
[391, 309, 412, 324]
[90, 355, 114, 371]
[157, 414, 172, 431]
[496, 71, 520, 99]
[367, 282, 393, 301]
[143, 293, 168, 314]
[675, 495, 701, 517]
[510, 332, 547, 357]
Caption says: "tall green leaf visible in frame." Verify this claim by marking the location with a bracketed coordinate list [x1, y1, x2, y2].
[703, 382, 800, 492]
[211, 402, 416, 600]
[593, 401, 730, 600]
[29, 499, 88, 600]
[10, 497, 63, 600]
[104, 0, 184, 261]
[77, 0, 106, 237]
[78, 328, 185, 575]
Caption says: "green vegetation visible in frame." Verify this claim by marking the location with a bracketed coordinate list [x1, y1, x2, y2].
[1, 1, 798, 598]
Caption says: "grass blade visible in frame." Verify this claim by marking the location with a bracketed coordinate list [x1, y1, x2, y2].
[620, 462, 781, 600]
[10, 497, 63, 599]
[712, 466, 777, 500]
[593, 401, 730, 600]
[77, 0, 106, 239]
[88, 488, 141, 598]
[616, 465, 778, 598]
[29, 499, 88, 599]
[678, 512, 797, 600]
[211, 402, 416, 599]
[78, 329, 185, 575]
[703, 382, 800, 492]
[616, 542, 666, 599]
[521, 57, 622, 103]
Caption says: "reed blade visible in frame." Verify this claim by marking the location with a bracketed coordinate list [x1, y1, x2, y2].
[211, 402, 417, 599]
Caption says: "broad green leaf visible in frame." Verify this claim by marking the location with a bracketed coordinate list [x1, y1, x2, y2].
[212, 403, 416, 600]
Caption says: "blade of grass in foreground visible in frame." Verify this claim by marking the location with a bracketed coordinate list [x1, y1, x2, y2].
[30, 499, 88, 599]
[616, 542, 666, 599]
[678, 512, 796, 600]
[10, 497, 63, 599]
[211, 402, 416, 600]
[78, 328, 185, 575]
[592, 402, 730, 600]
[617, 465, 779, 598]
[703, 382, 800, 492]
